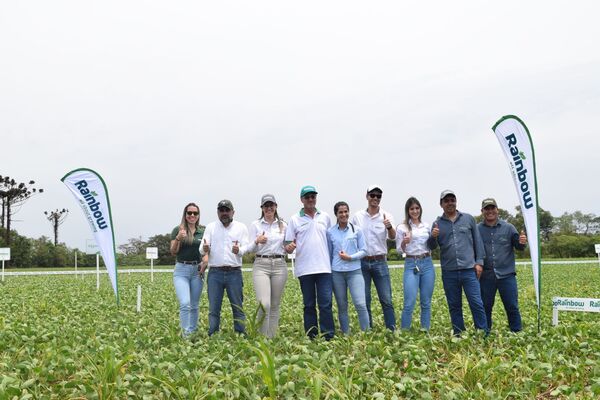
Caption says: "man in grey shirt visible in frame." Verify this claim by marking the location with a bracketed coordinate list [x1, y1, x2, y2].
[478, 198, 527, 332]
[428, 190, 488, 336]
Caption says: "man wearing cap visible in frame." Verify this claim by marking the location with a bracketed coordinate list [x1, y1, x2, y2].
[350, 185, 397, 331]
[284, 185, 335, 340]
[478, 198, 527, 332]
[428, 190, 488, 336]
[201, 199, 250, 335]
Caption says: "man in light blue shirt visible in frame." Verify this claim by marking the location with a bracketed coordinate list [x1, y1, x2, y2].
[327, 201, 369, 333]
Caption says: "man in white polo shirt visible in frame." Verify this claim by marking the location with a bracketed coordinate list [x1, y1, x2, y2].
[201, 199, 250, 336]
[351, 185, 397, 331]
[285, 185, 334, 340]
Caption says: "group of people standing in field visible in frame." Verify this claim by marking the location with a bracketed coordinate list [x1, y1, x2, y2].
[170, 185, 527, 340]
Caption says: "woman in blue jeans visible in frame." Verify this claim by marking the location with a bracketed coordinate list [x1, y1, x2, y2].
[170, 202, 206, 337]
[327, 201, 370, 334]
[395, 197, 435, 331]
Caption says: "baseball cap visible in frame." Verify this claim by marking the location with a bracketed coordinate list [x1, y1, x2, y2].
[439, 190, 456, 200]
[217, 199, 234, 210]
[367, 184, 383, 193]
[300, 185, 318, 197]
[481, 198, 498, 208]
[260, 194, 277, 206]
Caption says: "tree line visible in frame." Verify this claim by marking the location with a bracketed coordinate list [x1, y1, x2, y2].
[1, 206, 599, 268]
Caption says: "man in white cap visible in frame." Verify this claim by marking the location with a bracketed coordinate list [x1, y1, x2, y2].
[350, 185, 397, 331]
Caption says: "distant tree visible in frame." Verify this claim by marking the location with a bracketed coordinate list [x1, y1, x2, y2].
[44, 208, 69, 246]
[118, 237, 146, 256]
[554, 212, 576, 234]
[511, 206, 554, 241]
[572, 211, 599, 235]
[0, 175, 44, 247]
[147, 233, 175, 265]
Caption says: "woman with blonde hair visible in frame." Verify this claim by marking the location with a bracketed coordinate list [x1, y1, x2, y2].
[170, 202, 205, 337]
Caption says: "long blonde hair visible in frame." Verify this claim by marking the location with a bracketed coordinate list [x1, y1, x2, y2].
[179, 203, 200, 245]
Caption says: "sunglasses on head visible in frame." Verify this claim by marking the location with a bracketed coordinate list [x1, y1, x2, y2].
[369, 193, 382, 199]
[186, 211, 199, 216]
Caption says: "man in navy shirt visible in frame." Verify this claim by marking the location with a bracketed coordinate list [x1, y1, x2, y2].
[428, 190, 488, 336]
[478, 198, 527, 332]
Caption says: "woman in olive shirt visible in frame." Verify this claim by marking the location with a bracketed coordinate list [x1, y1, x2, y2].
[170, 202, 205, 337]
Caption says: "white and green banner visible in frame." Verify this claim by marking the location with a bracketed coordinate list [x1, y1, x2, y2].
[492, 115, 541, 318]
[62, 168, 119, 302]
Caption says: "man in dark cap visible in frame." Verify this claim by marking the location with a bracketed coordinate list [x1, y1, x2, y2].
[201, 199, 249, 335]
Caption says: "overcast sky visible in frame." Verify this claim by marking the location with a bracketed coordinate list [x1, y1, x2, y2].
[2, 1, 599, 251]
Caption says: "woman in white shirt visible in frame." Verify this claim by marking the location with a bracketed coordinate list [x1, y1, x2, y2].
[396, 197, 435, 331]
[248, 194, 288, 338]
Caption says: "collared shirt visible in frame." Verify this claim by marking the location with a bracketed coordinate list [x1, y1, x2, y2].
[478, 219, 525, 279]
[201, 220, 249, 267]
[285, 208, 332, 277]
[247, 217, 287, 256]
[395, 220, 431, 255]
[350, 209, 395, 256]
[427, 211, 484, 271]
[327, 223, 367, 272]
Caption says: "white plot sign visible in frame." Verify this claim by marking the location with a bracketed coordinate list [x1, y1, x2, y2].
[86, 239, 100, 255]
[146, 247, 158, 260]
[1, 247, 10, 282]
[552, 297, 600, 326]
[0, 248, 10, 261]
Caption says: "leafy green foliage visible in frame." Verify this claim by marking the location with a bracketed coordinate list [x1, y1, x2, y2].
[1, 263, 599, 398]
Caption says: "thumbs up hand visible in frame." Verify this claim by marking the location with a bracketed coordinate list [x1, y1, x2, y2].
[383, 213, 392, 230]
[519, 230, 527, 245]
[232, 240, 240, 254]
[202, 238, 210, 254]
[256, 231, 268, 245]
[402, 231, 412, 245]
[177, 226, 187, 241]
[285, 239, 296, 254]
[339, 250, 352, 261]
[431, 222, 440, 239]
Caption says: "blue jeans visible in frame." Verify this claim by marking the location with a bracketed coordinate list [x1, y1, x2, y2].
[207, 268, 245, 335]
[332, 269, 370, 334]
[173, 262, 203, 336]
[401, 256, 435, 330]
[479, 271, 522, 332]
[361, 259, 396, 331]
[441, 268, 488, 335]
[298, 273, 335, 340]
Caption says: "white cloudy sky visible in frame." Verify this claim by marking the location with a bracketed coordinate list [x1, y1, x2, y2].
[2, 1, 599, 250]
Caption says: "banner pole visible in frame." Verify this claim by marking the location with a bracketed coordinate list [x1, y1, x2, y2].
[96, 253, 100, 291]
[151, 259, 154, 282]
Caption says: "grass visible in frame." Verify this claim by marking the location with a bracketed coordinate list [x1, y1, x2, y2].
[1, 264, 599, 398]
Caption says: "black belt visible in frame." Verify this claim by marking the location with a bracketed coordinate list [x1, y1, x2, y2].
[256, 254, 285, 259]
[212, 266, 241, 271]
[178, 260, 199, 264]
[364, 254, 386, 261]
[405, 253, 431, 260]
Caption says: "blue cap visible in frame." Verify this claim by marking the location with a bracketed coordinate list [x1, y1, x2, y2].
[300, 185, 318, 197]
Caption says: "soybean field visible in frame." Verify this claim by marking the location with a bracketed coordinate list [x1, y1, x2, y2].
[1, 263, 600, 399]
